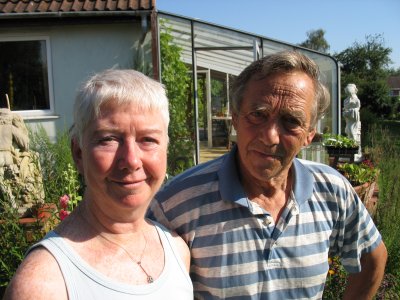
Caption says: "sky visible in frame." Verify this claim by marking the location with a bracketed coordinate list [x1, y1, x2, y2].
[157, 0, 400, 69]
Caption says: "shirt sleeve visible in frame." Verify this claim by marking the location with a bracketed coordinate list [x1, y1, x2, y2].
[147, 198, 173, 230]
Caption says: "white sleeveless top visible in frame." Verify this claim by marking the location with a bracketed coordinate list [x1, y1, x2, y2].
[28, 222, 193, 299]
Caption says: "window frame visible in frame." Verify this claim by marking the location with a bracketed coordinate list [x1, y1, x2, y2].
[0, 35, 55, 118]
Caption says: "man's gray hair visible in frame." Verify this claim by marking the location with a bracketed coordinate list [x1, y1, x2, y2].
[231, 50, 330, 128]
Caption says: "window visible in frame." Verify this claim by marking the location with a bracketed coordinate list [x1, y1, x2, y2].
[0, 37, 53, 115]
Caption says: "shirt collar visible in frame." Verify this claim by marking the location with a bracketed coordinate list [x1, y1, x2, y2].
[217, 146, 314, 207]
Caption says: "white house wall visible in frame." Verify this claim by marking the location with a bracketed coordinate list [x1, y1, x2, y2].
[0, 21, 149, 141]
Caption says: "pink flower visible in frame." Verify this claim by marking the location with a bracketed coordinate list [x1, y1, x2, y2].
[59, 194, 70, 209]
[59, 209, 70, 221]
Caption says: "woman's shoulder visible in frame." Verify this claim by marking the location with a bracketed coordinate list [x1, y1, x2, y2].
[150, 220, 190, 272]
[4, 247, 67, 300]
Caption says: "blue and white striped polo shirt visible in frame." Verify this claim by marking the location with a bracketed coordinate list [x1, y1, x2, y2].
[148, 147, 381, 299]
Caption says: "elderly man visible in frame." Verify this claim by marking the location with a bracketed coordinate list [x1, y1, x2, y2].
[149, 51, 386, 299]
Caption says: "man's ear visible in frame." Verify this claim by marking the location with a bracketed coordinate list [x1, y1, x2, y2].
[304, 128, 316, 147]
[71, 138, 84, 175]
[232, 112, 238, 130]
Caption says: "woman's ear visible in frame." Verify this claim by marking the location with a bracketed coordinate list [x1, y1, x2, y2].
[71, 138, 84, 175]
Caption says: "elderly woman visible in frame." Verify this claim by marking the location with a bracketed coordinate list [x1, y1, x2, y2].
[4, 70, 193, 299]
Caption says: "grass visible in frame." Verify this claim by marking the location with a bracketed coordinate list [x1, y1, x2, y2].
[365, 123, 400, 298]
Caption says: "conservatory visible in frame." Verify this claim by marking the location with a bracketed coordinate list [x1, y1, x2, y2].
[157, 12, 340, 164]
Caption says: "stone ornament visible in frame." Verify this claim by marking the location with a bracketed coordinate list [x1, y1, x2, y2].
[0, 108, 44, 217]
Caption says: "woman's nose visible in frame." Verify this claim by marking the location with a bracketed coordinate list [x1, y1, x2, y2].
[118, 139, 142, 170]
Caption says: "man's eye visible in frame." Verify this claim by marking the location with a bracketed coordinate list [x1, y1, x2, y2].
[283, 116, 303, 130]
[246, 111, 266, 125]
[285, 117, 300, 125]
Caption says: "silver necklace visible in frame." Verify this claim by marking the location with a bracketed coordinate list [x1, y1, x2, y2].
[97, 230, 154, 283]
[78, 206, 154, 283]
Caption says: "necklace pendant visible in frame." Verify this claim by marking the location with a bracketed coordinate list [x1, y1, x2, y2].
[147, 275, 154, 283]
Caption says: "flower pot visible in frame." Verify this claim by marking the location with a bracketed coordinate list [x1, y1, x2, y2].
[326, 146, 359, 156]
[36, 203, 57, 221]
[353, 181, 377, 217]
[326, 146, 359, 168]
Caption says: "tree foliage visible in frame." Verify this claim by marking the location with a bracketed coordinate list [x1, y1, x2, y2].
[334, 34, 393, 117]
[160, 23, 194, 176]
[298, 29, 330, 53]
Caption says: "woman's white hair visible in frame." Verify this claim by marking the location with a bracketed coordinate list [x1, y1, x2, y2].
[70, 69, 169, 145]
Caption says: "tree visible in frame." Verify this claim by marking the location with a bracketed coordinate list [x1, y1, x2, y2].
[298, 29, 330, 53]
[160, 22, 194, 176]
[334, 34, 392, 117]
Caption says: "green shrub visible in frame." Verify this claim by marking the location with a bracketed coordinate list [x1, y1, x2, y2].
[0, 196, 45, 288]
[0, 126, 83, 290]
[29, 126, 83, 205]
[160, 21, 195, 176]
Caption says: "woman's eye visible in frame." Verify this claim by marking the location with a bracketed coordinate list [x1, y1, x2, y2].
[140, 137, 159, 147]
[98, 136, 119, 145]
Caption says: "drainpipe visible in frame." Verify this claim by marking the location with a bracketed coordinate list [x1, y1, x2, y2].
[151, 9, 160, 81]
[134, 12, 149, 74]
[139, 13, 149, 45]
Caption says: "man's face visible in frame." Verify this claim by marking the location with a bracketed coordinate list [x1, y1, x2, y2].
[72, 102, 168, 217]
[232, 71, 316, 183]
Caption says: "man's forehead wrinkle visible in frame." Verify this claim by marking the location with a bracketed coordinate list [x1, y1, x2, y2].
[267, 82, 301, 99]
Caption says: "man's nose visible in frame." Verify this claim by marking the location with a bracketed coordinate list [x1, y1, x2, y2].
[259, 120, 280, 146]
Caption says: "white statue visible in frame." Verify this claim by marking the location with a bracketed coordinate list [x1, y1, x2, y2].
[342, 83, 362, 161]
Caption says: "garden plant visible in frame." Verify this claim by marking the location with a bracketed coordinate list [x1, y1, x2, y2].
[322, 124, 400, 299]
[0, 126, 83, 294]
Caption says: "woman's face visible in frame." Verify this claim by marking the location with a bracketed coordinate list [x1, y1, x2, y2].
[72, 101, 168, 215]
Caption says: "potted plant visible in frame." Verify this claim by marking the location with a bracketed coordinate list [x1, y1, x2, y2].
[322, 134, 359, 168]
[337, 160, 377, 186]
[337, 160, 378, 216]
[322, 133, 359, 155]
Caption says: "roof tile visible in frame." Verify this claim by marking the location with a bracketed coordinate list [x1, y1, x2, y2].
[70, 0, 83, 11]
[105, 0, 116, 11]
[37, 0, 50, 11]
[117, 0, 127, 11]
[0, 0, 154, 14]
[387, 76, 400, 89]
[60, 0, 73, 12]
[26, 1, 38, 12]
[128, 0, 138, 10]
[82, 0, 94, 11]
